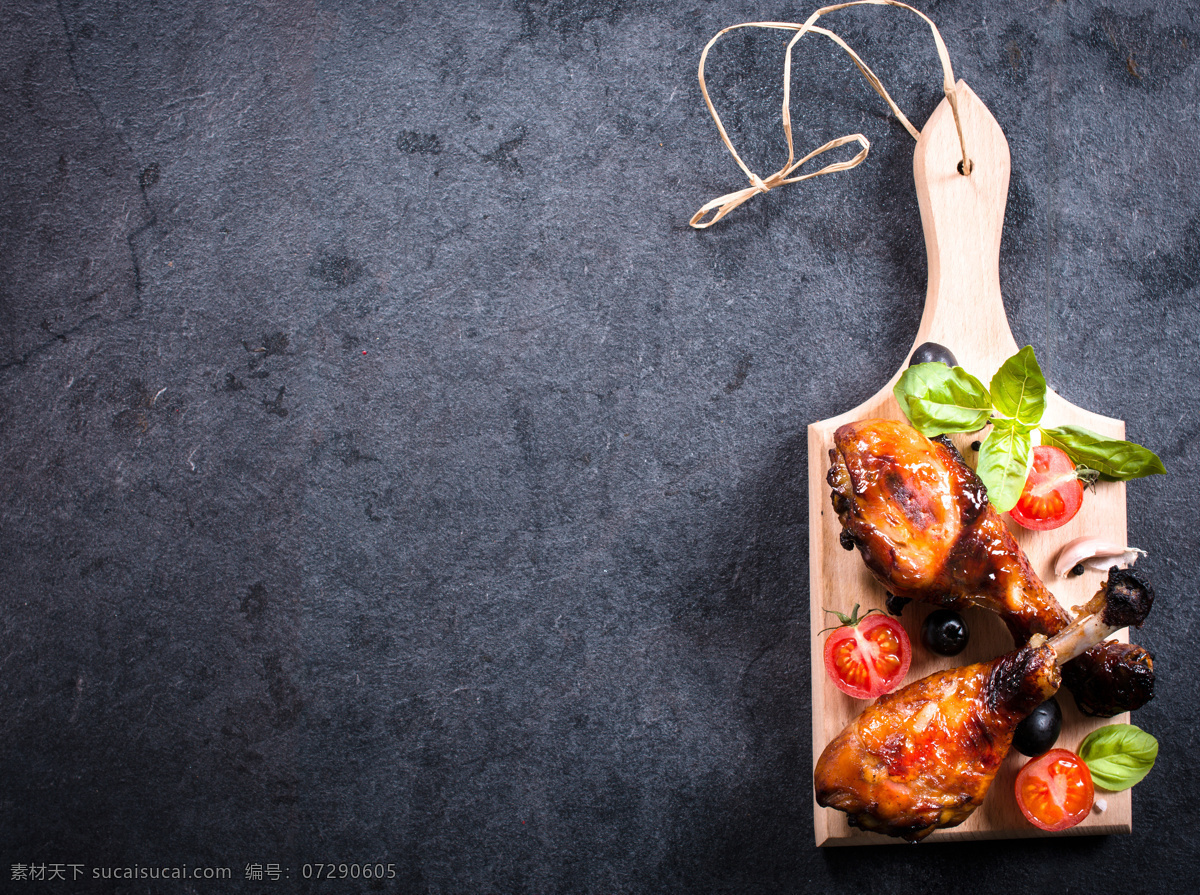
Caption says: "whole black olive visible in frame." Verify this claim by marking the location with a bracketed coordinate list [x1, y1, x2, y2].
[908, 341, 958, 367]
[920, 609, 969, 656]
[1012, 698, 1063, 757]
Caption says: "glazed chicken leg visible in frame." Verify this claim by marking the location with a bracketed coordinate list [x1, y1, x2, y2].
[828, 418, 1154, 716]
[815, 569, 1153, 841]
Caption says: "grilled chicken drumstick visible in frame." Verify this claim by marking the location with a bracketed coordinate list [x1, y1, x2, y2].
[828, 418, 1154, 716]
[814, 569, 1153, 841]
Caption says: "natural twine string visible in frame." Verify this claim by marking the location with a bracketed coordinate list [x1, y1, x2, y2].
[691, 1, 971, 229]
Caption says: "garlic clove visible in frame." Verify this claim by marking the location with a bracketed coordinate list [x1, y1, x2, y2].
[1053, 537, 1147, 579]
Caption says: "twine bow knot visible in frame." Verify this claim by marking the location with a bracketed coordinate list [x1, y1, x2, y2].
[690, 133, 870, 229]
[691, 2, 971, 229]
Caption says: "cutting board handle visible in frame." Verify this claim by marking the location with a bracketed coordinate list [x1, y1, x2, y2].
[911, 81, 1018, 372]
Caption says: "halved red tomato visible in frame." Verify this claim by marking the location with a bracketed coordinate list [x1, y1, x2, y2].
[1015, 748, 1094, 831]
[822, 605, 912, 700]
[1009, 445, 1084, 531]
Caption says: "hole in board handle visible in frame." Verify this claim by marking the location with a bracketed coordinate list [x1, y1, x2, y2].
[957, 158, 974, 176]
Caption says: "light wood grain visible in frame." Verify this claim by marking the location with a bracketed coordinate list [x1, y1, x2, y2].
[808, 82, 1134, 846]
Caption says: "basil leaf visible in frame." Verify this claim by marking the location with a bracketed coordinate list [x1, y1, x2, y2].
[1079, 723, 1158, 791]
[989, 345, 1046, 427]
[894, 363, 992, 436]
[976, 419, 1032, 513]
[1039, 425, 1167, 481]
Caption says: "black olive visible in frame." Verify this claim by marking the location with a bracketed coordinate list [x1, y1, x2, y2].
[921, 609, 969, 656]
[908, 341, 958, 368]
[1012, 698, 1063, 757]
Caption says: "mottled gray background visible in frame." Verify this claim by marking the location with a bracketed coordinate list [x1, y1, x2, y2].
[2, 0, 1197, 892]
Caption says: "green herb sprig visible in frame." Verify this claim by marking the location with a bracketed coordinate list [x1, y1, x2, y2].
[1079, 723, 1159, 791]
[893, 346, 1166, 512]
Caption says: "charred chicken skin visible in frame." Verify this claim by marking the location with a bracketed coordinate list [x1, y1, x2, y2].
[817, 644, 1058, 841]
[827, 418, 1154, 716]
[815, 569, 1153, 841]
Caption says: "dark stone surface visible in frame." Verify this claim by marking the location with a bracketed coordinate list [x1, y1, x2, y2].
[2, 0, 1197, 891]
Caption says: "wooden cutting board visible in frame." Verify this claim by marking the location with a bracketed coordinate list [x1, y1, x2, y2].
[807, 81, 1134, 846]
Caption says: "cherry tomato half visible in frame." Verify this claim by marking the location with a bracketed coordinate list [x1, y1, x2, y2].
[822, 606, 912, 700]
[1015, 748, 1094, 831]
[1009, 445, 1084, 531]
